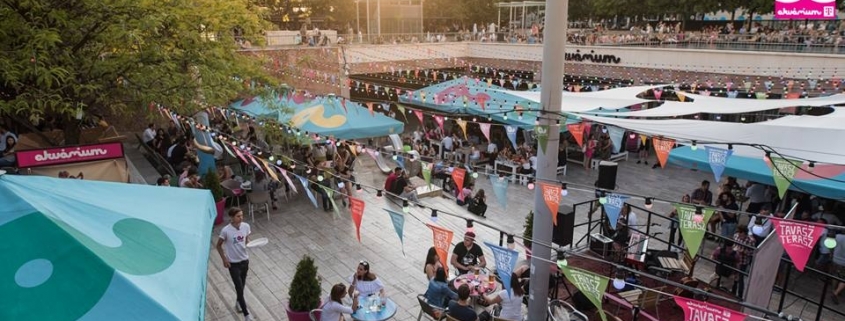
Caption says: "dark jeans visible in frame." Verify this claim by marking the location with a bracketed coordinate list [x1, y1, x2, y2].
[316, 189, 331, 210]
[229, 260, 250, 316]
[733, 264, 748, 298]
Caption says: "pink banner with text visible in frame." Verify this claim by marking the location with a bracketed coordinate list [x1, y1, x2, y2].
[16, 142, 125, 168]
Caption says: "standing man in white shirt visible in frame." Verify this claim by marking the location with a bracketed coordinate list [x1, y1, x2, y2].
[441, 135, 454, 159]
[142, 123, 156, 147]
[745, 181, 768, 214]
[216, 208, 253, 321]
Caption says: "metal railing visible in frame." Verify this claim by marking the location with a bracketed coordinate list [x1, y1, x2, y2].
[258, 30, 845, 55]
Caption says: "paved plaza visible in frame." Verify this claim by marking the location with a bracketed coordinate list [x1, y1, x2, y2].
[201, 151, 719, 321]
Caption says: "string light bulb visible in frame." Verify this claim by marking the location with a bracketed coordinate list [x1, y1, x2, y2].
[338, 182, 345, 189]
[317, 175, 324, 182]
[808, 162, 816, 173]
[691, 141, 698, 151]
[764, 151, 771, 162]
[402, 199, 410, 213]
[598, 191, 608, 204]
[693, 207, 704, 223]
[506, 234, 516, 250]
[430, 209, 438, 222]
[269, 156, 275, 161]
[560, 183, 568, 196]
[612, 278, 626, 290]
[644, 197, 654, 209]
[471, 172, 478, 179]
[356, 184, 362, 191]
[376, 190, 383, 198]
[527, 181, 535, 190]
[824, 236, 837, 249]
[276, 160, 283, 166]
[466, 219, 474, 233]
[392, 152, 398, 160]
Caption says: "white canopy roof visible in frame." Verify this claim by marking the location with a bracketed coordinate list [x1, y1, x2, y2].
[586, 93, 845, 117]
[501, 85, 661, 113]
[579, 112, 845, 164]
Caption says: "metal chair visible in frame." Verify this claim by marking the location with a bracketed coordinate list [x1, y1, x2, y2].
[247, 191, 272, 222]
[548, 299, 588, 321]
[416, 294, 447, 321]
[638, 286, 665, 320]
[308, 308, 322, 321]
[221, 179, 244, 207]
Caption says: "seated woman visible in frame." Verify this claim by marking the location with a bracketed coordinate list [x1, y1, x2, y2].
[467, 189, 488, 217]
[320, 284, 359, 321]
[424, 247, 443, 280]
[347, 261, 385, 298]
[424, 267, 457, 310]
[0, 136, 17, 167]
[481, 273, 525, 321]
[251, 171, 278, 210]
[456, 183, 474, 206]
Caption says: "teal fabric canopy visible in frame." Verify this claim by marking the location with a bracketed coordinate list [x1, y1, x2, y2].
[398, 79, 579, 130]
[670, 146, 845, 200]
[231, 93, 404, 139]
[0, 174, 216, 321]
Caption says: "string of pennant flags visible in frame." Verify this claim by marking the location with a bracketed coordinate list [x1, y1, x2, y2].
[153, 100, 839, 319]
[159, 100, 844, 271]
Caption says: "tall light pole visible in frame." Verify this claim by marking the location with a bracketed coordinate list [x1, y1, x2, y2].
[356, 0, 360, 36]
[527, 1, 567, 321]
[366, 0, 371, 42]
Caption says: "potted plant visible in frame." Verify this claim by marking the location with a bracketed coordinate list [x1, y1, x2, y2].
[202, 168, 226, 225]
[523, 210, 534, 260]
[285, 255, 322, 321]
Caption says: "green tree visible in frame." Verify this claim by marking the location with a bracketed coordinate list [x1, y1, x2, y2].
[0, 0, 278, 144]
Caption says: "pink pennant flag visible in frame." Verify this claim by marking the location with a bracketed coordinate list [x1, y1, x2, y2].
[414, 110, 424, 124]
[479, 123, 491, 142]
[232, 146, 250, 164]
[433, 115, 445, 132]
[246, 153, 264, 171]
[275, 166, 297, 193]
[674, 296, 746, 321]
[771, 218, 825, 271]
[653, 88, 663, 100]
[366, 102, 375, 116]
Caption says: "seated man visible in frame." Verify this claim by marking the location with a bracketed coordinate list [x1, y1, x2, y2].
[392, 171, 419, 202]
[451, 232, 486, 275]
[384, 167, 401, 192]
[447, 284, 478, 321]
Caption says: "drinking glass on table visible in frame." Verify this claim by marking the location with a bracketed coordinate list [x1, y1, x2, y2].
[474, 267, 480, 277]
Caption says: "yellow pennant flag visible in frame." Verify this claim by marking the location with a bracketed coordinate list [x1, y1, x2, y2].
[259, 159, 280, 182]
[456, 119, 468, 139]
[640, 134, 647, 145]
[677, 92, 686, 102]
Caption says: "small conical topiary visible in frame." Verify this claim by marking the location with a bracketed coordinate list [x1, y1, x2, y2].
[202, 168, 224, 202]
[523, 210, 534, 249]
[289, 255, 321, 312]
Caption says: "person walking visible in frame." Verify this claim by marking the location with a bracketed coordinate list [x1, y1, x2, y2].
[216, 208, 253, 321]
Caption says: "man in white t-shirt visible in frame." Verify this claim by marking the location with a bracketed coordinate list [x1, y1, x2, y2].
[441, 135, 454, 158]
[142, 123, 156, 146]
[487, 142, 497, 154]
[216, 208, 253, 321]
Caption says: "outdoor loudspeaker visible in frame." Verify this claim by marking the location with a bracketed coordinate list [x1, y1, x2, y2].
[595, 161, 618, 190]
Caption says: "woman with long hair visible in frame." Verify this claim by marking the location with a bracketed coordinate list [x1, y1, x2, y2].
[320, 283, 359, 321]
[424, 247, 442, 280]
[347, 261, 385, 298]
[424, 267, 457, 309]
[481, 273, 525, 321]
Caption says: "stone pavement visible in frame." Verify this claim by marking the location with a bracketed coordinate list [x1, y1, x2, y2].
[204, 151, 722, 321]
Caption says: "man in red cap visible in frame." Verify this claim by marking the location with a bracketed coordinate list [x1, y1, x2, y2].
[451, 231, 486, 275]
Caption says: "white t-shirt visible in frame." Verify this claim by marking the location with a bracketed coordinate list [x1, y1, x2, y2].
[529, 156, 537, 169]
[348, 275, 385, 297]
[143, 128, 156, 143]
[497, 290, 524, 321]
[627, 211, 638, 229]
[442, 136, 454, 150]
[320, 298, 353, 321]
[487, 143, 497, 153]
[219, 223, 251, 263]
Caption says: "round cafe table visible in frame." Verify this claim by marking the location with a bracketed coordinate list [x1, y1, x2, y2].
[452, 273, 499, 299]
[351, 297, 397, 321]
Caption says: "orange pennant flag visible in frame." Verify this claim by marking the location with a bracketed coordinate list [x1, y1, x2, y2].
[567, 123, 585, 147]
[427, 223, 453, 275]
[539, 183, 562, 226]
[652, 137, 676, 168]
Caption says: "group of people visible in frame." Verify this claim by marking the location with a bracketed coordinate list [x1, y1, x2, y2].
[421, 232, 525, 321]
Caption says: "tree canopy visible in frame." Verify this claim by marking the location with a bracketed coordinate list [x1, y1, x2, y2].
[0, 0, 278, 143]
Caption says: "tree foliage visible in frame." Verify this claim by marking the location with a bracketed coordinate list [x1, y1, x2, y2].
[424, 0, 500, 26]
[252, 0, 356, 30]
[0, 0, 278, 143]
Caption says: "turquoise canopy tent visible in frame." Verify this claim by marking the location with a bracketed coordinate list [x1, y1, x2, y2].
[231, 93, 404, 139]
[398, 79, 579, 129]
[0, 173, 215, 321]
[669, 146, 845, 200]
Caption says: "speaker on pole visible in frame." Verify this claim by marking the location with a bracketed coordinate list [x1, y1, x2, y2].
[595, 161, 618, 190]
